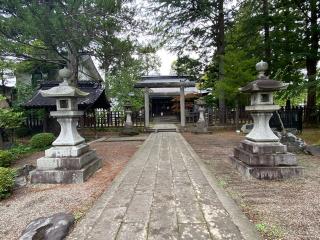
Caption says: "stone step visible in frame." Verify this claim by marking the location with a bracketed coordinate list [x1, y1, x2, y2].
[146, 128, 177, 133]
[156, 128, 177, 132]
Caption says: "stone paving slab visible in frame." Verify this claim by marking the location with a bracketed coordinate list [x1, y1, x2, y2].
[68, 132, 260, 240]
[104, 135, 148, 142]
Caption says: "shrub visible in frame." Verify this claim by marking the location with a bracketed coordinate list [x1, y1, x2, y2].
[9, 145, 33, 159]
[0, 167, 16, 199]
[15, 127, 32, 138]
[30, 132, 55, 149]
[0, 150, 14, 167]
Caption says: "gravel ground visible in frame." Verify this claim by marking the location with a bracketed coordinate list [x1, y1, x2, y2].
[0, 138, 142, 240]
[183, 131, 320, 240]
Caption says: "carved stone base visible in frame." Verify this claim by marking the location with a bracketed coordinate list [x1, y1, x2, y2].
[229, 156, 303, 180]
[30, 144, 102, 184]
[230, 140, 303, 179]
[191, 120, 208, 134]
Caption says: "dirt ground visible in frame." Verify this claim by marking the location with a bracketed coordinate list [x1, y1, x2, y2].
[183, 131, 320, 240]
[0, 137, 142, 240]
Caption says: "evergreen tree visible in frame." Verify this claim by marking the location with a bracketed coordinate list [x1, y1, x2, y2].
[149, 0, 228, 123]
[0, 0, 136, 84]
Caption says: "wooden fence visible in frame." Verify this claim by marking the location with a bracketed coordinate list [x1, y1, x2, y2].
[24, 110, 145, 130]
[79, 110, 145, 128]
[185, 108, 253, 126]
[185, 106, 304, 131]
[24, 106, 306, 131]
[25, 112, 44, 130]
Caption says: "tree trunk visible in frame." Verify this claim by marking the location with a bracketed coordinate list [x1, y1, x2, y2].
[0, 129, 4, 149]
[67, 45, 79, 86]
[1, 69, 5, 96]
[235, 98, 239, 131]
[305, 0, 319, 123]
[217, 0, 226, 124]
[263, 0, 271, 74]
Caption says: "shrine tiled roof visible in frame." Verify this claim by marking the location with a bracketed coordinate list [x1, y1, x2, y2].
[135, 75, 196, 88]
[23, 81, 110, 110]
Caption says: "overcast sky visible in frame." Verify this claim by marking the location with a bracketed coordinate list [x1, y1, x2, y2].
[156, 49, 176, 75]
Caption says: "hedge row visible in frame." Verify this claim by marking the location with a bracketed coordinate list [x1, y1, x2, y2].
[0, 167, 16, 199]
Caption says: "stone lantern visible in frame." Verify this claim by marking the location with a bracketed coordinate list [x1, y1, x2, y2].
[229, 61, 303, 179]
[194, 97, 207, 133]
[124, 101, 133, 128]
[30, 67, 102, 184]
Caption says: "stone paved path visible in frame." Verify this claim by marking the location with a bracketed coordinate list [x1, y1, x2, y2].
[69, 132, 259, 240]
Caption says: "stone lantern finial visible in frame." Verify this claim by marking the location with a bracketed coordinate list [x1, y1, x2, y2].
[256, 60, 268, 77]
[59, 67, 72, 84]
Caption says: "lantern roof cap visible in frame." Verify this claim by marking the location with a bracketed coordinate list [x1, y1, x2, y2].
[40, 67, 89, 98]
[239, 61, 288, 93]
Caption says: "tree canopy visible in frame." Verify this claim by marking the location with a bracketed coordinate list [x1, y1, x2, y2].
[0, 0, 137, 84]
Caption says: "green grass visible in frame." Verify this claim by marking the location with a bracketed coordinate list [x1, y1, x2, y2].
[299, 128, 320, 145]
[217, 178, 228, 188]
[255, 222, 285, 239]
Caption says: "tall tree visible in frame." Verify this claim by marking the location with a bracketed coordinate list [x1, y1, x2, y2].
[292, 0, 320, 121]
[223, 0, 307, 99]
[149, 0, 229, 123]
[0, 0, 136, 85]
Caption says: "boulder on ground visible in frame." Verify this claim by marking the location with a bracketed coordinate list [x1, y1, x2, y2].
[274, 131, 307, 153]
[20, 212, 74, 240]
[305, 145, 320, 156]
[15, 164, 36, 188]
[240, 123, 254, 134]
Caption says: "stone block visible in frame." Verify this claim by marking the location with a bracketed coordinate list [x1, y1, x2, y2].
[234, 147, 297, 166]
[45, 143, 89, 158]
[37, 150, 98, 170]
[30, 157, 102, 184]
[229, 156, 303, 180]
[240, 123, 253, 134]
[239, 140, 287, 154]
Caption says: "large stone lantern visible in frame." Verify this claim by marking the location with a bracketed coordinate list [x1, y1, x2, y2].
[229, 61, 303, 179]
[30, 67, 102, 184]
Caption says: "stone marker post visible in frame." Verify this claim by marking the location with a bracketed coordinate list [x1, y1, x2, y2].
[30, 67, 102, 184]
[229, 61, 303, 179]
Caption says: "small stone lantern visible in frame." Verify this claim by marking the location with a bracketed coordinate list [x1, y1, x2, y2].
[195, 97, 207, 133]
[229, 61, 303, 179]
[124, 101, 133, 128]
[30, 67, 102, 184]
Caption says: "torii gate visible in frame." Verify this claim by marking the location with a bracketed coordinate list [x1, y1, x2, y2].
[134, 75, 196, 128]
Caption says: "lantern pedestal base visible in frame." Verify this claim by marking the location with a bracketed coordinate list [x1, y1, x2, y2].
[30, 144, 102, 184]
[192, 120, 208, 134]
[229, 140, 303, 179]
[120, 127, 139, 136]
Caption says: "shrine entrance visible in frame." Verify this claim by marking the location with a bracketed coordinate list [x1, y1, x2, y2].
[134, 75, 196, 127]
[151, 97, 174, 117]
